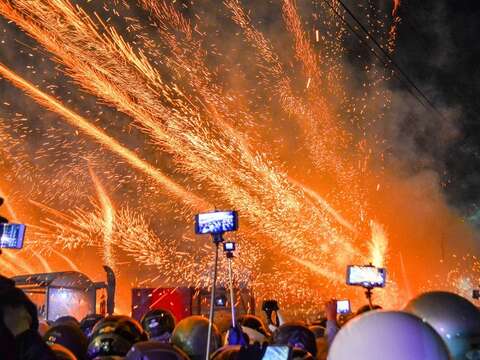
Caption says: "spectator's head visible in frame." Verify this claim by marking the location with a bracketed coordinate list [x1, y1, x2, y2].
[80, 314, 104, 341]
[87, 315, 147, 359]
[355, 304, 382, 316]
[44, 324, 88, 360]
[213, 310, 233, 334]
[0, 285, 39, 334]
[291, 347, 315, 360]
[54, 315, 81, 328]
[0, 274, 15, 290]
[237, 314, 269, 343]
[49, 343, 78, 360]
[405, 291, 480, 360]
[308, 325, 324, 339]
[141, 308, 176, 341]
[272, 323, 317, 358]
[171, 315, 221, 360]
[328, 310, 450, 360]
[125, 341, 190, 360]
[210, 345, 240, 360]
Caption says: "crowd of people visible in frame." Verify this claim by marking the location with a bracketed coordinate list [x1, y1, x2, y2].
[1, 272, 480, 360]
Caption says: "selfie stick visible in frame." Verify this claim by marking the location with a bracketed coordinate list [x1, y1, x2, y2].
[224, 243, 236, 327]
[365, 287, 374, 309]
[206, 233, 223, 360]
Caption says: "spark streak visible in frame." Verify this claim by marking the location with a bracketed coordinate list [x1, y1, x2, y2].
[0, 62, 208, 211]
[89, 166, 116, 273]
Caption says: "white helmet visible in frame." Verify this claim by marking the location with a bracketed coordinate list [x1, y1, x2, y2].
[405, 291, 480, 360]
[328, 311, 450, 360]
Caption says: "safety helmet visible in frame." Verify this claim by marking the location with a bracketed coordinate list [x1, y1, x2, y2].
[292, 348, 315, 360]
[307, 325, 325, 339]
[54, 316, 81, 328]
[273, 323, 317, 358]
[171, 315, 221, 360]
[237, 314, 269, 343]
[210, 345, 241, 360]
[141, 309, 175, 340]
[87, 315, 147, 359]
[355, 304, 382, 316]
[49, 343, 77, 360]
[405, 291, 480, 359]
[80, 314, 104, 341]
[44, 324, 88, 360]
[125, 341, 190, 360]
[328, 310, 450, 360]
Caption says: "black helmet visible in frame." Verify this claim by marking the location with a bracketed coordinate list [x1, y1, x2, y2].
[291, 348, 314, 360]
[273, 323, 317, 358]
[0, 286, 39, 331]
[125, 341, 190, 360]
[356, 304, 382, 316]
[54, 316, 81, 328]
[237, 315, 268, 337]
[171, 316, 221, 360]
[44, 324, 88, 360]
[87, 315, 147, 359]
[80, 314, 104, 340]
[210, 345, 241, 360]
[141, 309, 176, 340]
[49, 343, 77, 360]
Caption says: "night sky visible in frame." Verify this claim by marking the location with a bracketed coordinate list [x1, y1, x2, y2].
[393, 0, 480, 219]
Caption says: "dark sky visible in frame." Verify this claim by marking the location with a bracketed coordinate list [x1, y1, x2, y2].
[392, 0, 480, 218]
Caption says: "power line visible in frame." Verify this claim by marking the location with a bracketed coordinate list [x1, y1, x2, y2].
[319, 0, 448, 122]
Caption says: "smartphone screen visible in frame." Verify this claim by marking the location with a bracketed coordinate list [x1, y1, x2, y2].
[336, 299, 351, 314]
[0, 223, 26, 249]
[262, 345, 292, 360]
[346, 265, 386, 288]
[195, 211, 238, 234]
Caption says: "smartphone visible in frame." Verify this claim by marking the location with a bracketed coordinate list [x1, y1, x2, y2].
[195, 211, 238, 235]
[214, 295, 227, 307]
[0, 223, 26, 249]
[223, 242, 235, 252]
[346, 265, 386, 288]
[262, 345, 292, 360]
[336, 299, 351, 314]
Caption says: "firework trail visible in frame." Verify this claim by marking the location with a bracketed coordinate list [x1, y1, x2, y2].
[0, 0, 362, 279]
[224, 0, 338, 169]
[0, 184, 52, 274]
[0, 0, 409, 312]
[89, 165, 116, 273]
[289, 177, 356, 233]
[224, 0, 364, 215]
[368, 220, 388, 268]
[51, 248, 79, 272]
[1, 250, 35, 274]
[392, 0, 401, 17]
[0, 63, 208, 211]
